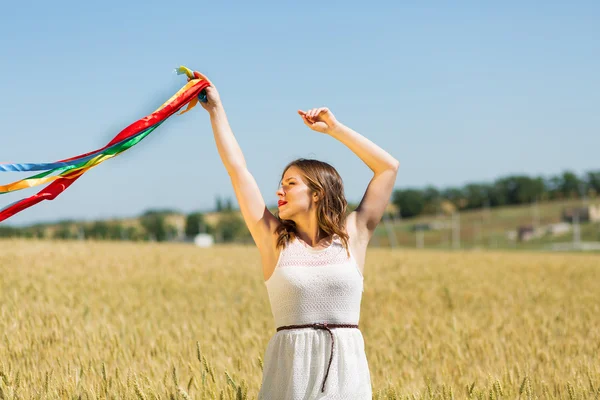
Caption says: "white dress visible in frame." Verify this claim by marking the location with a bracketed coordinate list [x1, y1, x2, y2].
[258, 235, 372, 400]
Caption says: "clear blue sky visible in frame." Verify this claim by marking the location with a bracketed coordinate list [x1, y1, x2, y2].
[1, 1, 599, 226]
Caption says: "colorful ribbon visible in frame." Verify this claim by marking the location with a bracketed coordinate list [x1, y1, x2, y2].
[0, 66, 209, 223]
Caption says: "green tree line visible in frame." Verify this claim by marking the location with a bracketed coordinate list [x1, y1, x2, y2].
[0, 208, 250, 243]
[2, 169, 598, 240]
[393, 170, 599, 218]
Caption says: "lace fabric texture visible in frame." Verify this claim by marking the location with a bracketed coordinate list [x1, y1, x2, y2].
[258, 236, 372, 399]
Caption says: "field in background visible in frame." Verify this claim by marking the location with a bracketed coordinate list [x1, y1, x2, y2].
[21, 199, 600, 253]
[1, 240, 599, 399]
[372, 199, 600, 251]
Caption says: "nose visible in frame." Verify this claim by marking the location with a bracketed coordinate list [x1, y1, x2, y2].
[276, 186, 285, 198]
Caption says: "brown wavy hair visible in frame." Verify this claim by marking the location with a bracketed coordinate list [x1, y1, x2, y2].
[275, 158, 350, 256]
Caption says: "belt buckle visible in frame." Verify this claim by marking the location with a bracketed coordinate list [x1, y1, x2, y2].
[313, 323, 329, 329]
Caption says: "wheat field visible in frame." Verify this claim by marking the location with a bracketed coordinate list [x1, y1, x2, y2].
[0, 239, 599, 399]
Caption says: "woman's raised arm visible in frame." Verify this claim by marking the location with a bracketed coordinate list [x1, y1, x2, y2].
[197, 73, 280, 251]
[298, 107, 399, 244]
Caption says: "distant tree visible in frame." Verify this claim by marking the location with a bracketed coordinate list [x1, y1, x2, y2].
[185, 212, 213, 237]
[85, 221, 110, 239]
[493, 176, 545, 205]
[0, 226, 20, 238]
[165, 224, 179, 241]
[515, 176, 545, 203]
[464, 183, 489, 209]
[215, 196, 223, 212]
[107, 223, 125, 240]
[140, 213, 168, 241]
[141, 209, 179, 217]
[21, 230, 34, 238]
[545, 175, 564, 200]
[24, 225, 47, 239]
[126, 226, 143, 241]
[215, 212, 249, 242]
[421, 186, 441, 214]
[483, 183, 505, 207]
[422, 186, 440, 204]
[225, 197, 234, 211]
[560, 171, 581, 198]
[587, 171, 600, 194]
[26, 227, 46, 239]
[53, 225, 74, 240]
[441, 187, 466, 209]
[496, 176, 518, 205]
[392, 189, 425, 218]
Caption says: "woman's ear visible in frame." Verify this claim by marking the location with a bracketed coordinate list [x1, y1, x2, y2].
[312, 191, 323, 203]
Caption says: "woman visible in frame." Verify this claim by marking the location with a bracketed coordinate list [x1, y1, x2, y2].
[195, 72, 399, 399]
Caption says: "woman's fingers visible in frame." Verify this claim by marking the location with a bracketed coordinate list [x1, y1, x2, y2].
[310, 108, 319, 121]
[193, 71, 212, 85]
[299, 107, 329, 123]
[299, 112, 312, 124]
[300, 114, 313, 128]
[301, 109, 314, 122]
[313, 108, 328, 120]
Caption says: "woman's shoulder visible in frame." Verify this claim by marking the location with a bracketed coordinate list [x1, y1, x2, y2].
[345, 212, 370, 244]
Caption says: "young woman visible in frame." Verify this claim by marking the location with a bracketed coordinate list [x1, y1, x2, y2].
[195, 72, 399, 399]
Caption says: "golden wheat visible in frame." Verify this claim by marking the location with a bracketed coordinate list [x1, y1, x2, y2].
[0, 239, 598, 399]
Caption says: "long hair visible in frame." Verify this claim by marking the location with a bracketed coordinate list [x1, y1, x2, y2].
[275, 158, 350, 256]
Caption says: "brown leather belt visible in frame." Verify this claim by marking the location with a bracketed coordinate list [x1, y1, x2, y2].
[276, 323, 359, 393]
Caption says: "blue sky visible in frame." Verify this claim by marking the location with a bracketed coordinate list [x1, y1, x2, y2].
[1, 1, 599, 226]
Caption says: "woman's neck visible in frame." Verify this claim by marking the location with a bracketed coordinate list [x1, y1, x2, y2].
[292, 214, 329, 248]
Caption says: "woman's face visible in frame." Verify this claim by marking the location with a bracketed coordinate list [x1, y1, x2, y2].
[276, 166, 316, 220]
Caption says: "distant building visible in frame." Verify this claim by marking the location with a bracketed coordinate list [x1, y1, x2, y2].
[506, 230, 518, 241]
[518, 225, 535, 242]
[194, 233, 214, 248]
[546, 222, 571, 236]
[562, 204, 600, 223]
[516, 222, 572, 242]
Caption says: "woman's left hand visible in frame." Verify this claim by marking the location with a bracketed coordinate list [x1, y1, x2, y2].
[298, 107, 339, 134]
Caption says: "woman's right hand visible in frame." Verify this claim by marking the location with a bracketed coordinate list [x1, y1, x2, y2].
[189, 71, 222, 113]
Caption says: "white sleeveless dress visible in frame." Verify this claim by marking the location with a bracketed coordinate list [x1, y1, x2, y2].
[258, 235, 372, 400]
